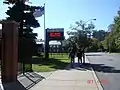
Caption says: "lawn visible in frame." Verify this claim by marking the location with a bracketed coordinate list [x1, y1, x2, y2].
[32, 53, 70, 72]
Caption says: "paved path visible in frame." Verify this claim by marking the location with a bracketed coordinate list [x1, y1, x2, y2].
[0, 71, 53, 90]
[30, 56, 103, 90]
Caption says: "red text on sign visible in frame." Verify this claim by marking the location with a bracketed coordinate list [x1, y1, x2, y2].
[50, 32, 61, 37]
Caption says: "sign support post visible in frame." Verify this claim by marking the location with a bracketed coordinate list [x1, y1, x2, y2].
[45, 28, 49, 59]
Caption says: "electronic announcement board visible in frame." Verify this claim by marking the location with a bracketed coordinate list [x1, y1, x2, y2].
[46, 28, 64, 40]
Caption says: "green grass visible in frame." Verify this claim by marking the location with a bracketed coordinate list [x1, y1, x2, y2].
[32, 53, 70, 72]
[32, 65, 56, 72]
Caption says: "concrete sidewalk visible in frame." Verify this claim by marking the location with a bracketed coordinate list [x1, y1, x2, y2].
[30, 56, 103, 90]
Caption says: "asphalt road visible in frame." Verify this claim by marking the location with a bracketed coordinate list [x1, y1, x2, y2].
[86, 52, 120, 90]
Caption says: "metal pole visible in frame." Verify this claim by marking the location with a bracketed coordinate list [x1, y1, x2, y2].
[44, 3, 49, 59]
[44, 3, 45, 37]
[109, 41, 111, 53]
[44, 3, 46, 58]
[82, 24, 85, 64]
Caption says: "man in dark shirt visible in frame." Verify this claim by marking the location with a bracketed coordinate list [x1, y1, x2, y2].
[77, 48, 83, 65]
[68, 47, 71, 58]
[69, 47, 75, 68]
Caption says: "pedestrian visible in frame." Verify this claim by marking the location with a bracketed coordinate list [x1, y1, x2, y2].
[68, 47, 71, 58]
[69, 47, 75, 68]
[82, 48, 85, 64]
[77, 48, 83, 65]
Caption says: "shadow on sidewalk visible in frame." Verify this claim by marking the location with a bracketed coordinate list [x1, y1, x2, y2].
[65, 62, 120, 73]
[65, 62, 92, 71]
[2, 80, 27, 90]
[0, 72, 46, 90]
[18, 72, 45, 90]
[66, 63, 120, 73]
[86, 56, 120, 73]
[90, 64, 120, 73]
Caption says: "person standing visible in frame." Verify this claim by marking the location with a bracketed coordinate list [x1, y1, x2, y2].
[68, 47, 71, 58]
[77, 48, 83, 65]
[82, 48, 85, 64]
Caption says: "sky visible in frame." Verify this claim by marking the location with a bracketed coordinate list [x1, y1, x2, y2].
[0, 0, 120, 41]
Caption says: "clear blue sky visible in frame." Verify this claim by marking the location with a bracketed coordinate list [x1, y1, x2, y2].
[0, 0, 120, 40]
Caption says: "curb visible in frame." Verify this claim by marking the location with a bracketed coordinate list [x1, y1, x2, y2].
[85, 55, 103, 90]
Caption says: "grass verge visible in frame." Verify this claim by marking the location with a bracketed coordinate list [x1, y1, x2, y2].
[32, 53, 70, 72]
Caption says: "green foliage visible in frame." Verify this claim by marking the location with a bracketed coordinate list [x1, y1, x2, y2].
[5, 1, 40, 61]
[93, 30, 107, 41]
[103, 8, 120, 52]
[66, 20, 106, 52]
[87, 38, 98, 51]
[67, 20, 95, 49]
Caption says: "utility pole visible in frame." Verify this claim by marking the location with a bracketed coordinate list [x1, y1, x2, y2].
[44, 3, 49, 59]
[108, 29, 113, 53]
[109, 41, 111, 53]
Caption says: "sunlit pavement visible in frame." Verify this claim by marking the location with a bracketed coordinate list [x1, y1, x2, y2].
[30, 56, 103, 90]
[0, 72, 53, 90]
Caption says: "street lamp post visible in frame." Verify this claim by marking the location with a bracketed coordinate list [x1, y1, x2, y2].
[82, 19, 96, 38]
[109, 41, 111, 53]
[108, 26, 114, 53]
[82, 19, 96, 32]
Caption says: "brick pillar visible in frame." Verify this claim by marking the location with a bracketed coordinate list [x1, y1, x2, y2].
[1, 21, 18, 82]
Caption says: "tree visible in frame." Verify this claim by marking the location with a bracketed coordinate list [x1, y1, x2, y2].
[103, 7, 120, 52]
[108, 24, 114, 32]
[3, 0, 18, 4]
[87, 38, 99, 52]
[4, 0, 41, 71]
[93, 30, 108, 41]
[67, 20, 95, 49]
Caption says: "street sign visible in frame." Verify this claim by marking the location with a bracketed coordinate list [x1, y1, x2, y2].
[46, 28, 64, 40]
[50, 32, 61, 37]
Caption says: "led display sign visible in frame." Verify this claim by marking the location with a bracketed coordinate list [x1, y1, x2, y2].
[50, 32, 61, 37]
[47, 28, 64, 40]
